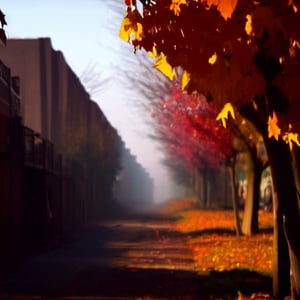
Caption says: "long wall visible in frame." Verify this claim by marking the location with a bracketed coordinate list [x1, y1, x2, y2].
[0, 38, 85, 153]
[0, 61, 26, 268]
[0, 40, 122, 268]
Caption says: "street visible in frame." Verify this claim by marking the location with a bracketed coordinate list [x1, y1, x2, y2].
[0, 210, 202, 300]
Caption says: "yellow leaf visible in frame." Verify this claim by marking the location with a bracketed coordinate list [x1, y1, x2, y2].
[170, 0, 187, 16]
[216, 102, 235, 128]
[154, 55, 174, 80]
[128, 22, 143, 41]
[119, 17, 132, 42]
[267, 112, 281, 140]
[208, 52, 217, 65]
[119, 16, 143, 42]
[283, 131, 300, 150]
[245, 14, 252, 35]
[181, 70, 191, 90]
[134, 22, 143, 41]
[148, 45, 158, 58]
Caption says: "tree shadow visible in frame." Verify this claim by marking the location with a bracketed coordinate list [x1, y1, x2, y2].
[183, 228, 237, 237]
[202, 269, 272, 298]
[258, 227, 273, 235]
[182, 227, 273, 237]
[1, 264, 272, 299]
[0, 212, 273, 299]
[63, 267, 272, 299]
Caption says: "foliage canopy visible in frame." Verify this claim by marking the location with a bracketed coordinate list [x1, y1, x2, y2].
[120, 0, 300, 149]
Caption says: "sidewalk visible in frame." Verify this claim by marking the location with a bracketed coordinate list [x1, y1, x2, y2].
[0, 211, 201, 299]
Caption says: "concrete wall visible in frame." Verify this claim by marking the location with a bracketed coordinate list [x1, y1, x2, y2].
[0, 39, 124, 268]
[0, 39, 42, 133]
[0, 38, 72, 154]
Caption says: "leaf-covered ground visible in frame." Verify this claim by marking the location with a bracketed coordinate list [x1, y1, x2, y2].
[159, 198, 274, 299]
[175, 209, 273, 275]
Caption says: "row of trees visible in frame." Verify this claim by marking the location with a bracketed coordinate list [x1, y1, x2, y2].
[150, 79, 268, 234]
[119, 0, 300, 299]
[122, 52, 267, 236]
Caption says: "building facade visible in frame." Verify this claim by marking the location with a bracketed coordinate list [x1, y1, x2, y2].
[0, 39, 123, 268]
[0, 38, 155, 269]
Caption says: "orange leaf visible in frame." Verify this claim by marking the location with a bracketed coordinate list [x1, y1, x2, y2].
[170, 0, 187, 16]
[205, 0, 238, 20]
[267, 112, 281, 140]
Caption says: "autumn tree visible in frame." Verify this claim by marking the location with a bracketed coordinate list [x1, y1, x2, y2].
[119, 0, 300, 298]
[118, 46, 265, 236]
[150, 84, 246, 234]
[229, 114, 268, 235]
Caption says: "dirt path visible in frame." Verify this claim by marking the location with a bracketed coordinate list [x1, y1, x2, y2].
[0, 211, 203, 299]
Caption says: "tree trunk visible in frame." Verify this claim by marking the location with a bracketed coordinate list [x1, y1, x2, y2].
[194, 168, 201, 206]
[285, 146, 300, 300]
[206, 169, 211, 208]
[251, 162, 262, 233]
[242, 151, 262, 235]
[228, 163, 242, 237]
[208, 169, 222, 208]
[242, 147, 263, 235]
[291, 147, 300, 208]
[193, 168, 198, 200]
[185, 172, 194, 197]
[239, 102, 295, 298]
[264, 138, 300, 299]
[242, 152, 254, 236]
[202, 168, 208, 209]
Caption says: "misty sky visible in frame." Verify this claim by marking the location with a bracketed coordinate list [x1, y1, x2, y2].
[1, 0, 181, 203]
